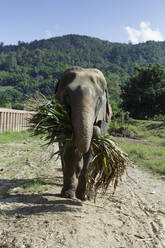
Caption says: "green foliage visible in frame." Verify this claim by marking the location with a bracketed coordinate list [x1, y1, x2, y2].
[109, 100, 130, 135]
[152, 114, 165, 121]
[1, 35, 165, 109]
[110, 100, 121, 118]
[30, 95, 72, 146]
[121, 63, 165, 119]
[106, 73, 122, 102]
[115, 119, 165, 175]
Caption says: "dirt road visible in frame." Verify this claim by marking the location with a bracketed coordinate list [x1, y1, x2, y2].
[0, 139, 165, 248]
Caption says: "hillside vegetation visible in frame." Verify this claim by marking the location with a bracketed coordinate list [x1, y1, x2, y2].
[1, 35, 165, 108]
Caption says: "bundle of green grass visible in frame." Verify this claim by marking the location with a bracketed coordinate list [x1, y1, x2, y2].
[29, 92, 129, 198]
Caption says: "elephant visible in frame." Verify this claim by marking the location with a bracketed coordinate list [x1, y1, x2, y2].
[55, 67, 112, 200]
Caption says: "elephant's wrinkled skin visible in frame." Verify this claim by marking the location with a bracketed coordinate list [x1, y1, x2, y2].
[55, 67, 112, 200]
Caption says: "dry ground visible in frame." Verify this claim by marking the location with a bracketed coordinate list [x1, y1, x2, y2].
[0, 137, 165, 248]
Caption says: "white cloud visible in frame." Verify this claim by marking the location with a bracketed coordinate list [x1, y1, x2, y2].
[44, 30, 54, 39]
[125, 21, 164, 44]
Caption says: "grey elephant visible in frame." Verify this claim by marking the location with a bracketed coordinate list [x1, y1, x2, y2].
[55, 67, 112, 200]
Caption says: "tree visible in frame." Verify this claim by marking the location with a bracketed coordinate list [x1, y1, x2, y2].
[2, 35, 165, 109]
[106, 73, 121, 102]
[121, 64, 165, 119]
[0, 88, 22, 108]
[0, 91, 10, 107]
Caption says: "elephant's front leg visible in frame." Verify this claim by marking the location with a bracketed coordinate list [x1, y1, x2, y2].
[61, 143, 83, 199]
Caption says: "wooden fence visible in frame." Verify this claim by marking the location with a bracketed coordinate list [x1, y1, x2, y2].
[0, 108, 34, 133]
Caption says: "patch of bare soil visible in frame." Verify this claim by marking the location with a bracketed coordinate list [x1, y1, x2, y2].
[0, 139, 165, 248]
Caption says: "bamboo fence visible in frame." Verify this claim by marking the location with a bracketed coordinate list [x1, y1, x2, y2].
[0, 108, 34, 133]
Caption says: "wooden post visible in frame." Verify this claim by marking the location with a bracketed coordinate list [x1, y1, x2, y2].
[3, 112, 7, 132]
[6, 112, 9, 131]
[21, 113, 23, 130]
[16, 112, 18, 131]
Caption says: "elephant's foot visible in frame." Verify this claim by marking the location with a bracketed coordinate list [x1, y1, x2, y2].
[61, 188, 75, 199]
[75, 190, 86, 201]
[76, 184, 86, 201]
[76, 189, 94, 201]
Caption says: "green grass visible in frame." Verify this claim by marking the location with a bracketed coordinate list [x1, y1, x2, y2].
[3, 189, 12, 198]
[0, 209, 7, 216]
[117, 119, 165, 175]
[0, 158, 6, 163]
[147, 135, 165, 146]
[17, 178, 49, 193]
[128, 119, 165, 138]
[122, 143, 165, 175]
[1, 119, 165, 177]
[4, 177, 59, 195]
[0, 130, 38, 144]
[2, 179, 48, 197]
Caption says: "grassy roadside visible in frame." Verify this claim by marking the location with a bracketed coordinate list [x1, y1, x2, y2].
[111, 119, 165, 175]
[0, 130, 37, 144]
[0, 130, 60, 197]
[120, 143, 165, 175]
[1, 120, 165, 178]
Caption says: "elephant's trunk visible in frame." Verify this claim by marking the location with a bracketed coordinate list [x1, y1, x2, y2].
[71, 105, 94, 154]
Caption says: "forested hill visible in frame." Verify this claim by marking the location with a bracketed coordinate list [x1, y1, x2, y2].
[1, 34, 165, 109]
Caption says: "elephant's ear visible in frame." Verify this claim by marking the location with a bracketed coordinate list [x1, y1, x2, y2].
[95, 89, 112, 125]
[105, 89, 112, 123]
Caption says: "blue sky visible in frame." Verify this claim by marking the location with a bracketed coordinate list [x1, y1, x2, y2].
[0, 0, 165, 45]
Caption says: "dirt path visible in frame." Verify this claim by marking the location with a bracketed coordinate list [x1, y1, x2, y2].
[0, 140, 165, 248]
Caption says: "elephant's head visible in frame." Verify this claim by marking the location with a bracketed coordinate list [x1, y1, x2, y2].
[55, 67, 111, 154]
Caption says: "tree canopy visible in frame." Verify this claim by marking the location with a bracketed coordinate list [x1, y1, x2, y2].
[121, 64, 165, 119]
[1, 35, 165, 109]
